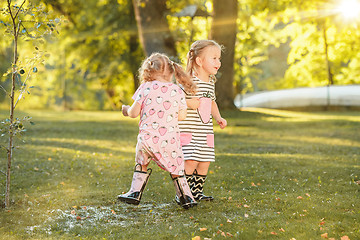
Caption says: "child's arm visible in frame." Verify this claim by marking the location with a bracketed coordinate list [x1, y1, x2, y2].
[211, 100, 227, 129]
[178, 108, 187, 121]
[186, 98, 200, 110]
[122, 102, 141, 118]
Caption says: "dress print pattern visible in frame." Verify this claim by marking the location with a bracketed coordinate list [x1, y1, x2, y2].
[179, 76, 216, 162]
[133, 81, 187, 175]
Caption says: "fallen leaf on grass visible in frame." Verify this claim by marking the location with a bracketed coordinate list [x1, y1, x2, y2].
[321, 232, 328, 238]
[70, 210, 76, 215]
[251, 182, 256, 187]
[217, 230, 226, 237]
[243, 204, 250, 208]
[341, 236, 350, 240]
[199, 228, 207, 231]
[192, 236, 201, 240]
[271, 232, 277, 235]
[227, 219, 232, 223]
[279, 228, 285, 232]
[319, 221, 325, 225]
[297, 196, 303, 200]
[226, 232, 233, 237]
[305, 193, 311, 197]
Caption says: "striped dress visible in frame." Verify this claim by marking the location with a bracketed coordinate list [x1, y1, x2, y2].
[179, 76, 216, 162]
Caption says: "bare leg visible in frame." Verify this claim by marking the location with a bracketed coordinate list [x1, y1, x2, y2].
[184, 160, 199, 175]
[195, 161, 210, 175]
[140, 163, 149, 172]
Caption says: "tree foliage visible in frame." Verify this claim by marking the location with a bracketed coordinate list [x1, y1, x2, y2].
[2, 0, 360, 110]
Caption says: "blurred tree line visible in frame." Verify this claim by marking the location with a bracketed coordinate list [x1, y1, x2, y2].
[1, 0, 360, 110]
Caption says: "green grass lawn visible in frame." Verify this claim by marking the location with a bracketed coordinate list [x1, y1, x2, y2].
[0, 108, 359, 240]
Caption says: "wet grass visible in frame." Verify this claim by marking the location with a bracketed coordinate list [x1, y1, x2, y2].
[0, 108, 359, 239]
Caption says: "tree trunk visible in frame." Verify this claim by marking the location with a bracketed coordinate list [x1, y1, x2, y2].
[210, 0, 238, 109]
[132, 0, 177, 58]
[5, 0, 23, 208]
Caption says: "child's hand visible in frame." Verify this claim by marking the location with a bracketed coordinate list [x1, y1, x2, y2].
[187, 98, 200, 110]
[217, 117, 227, 129]
[122, 105, 130, 116]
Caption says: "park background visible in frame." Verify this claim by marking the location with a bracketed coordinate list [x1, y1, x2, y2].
[1, 0, 360, 239]
[2, 0, 360, 111]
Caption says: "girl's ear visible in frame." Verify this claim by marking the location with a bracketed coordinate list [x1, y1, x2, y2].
[195, 56, 202, 67]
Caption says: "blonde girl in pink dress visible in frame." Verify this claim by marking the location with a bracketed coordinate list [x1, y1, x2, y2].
[118, 53, 198, 209]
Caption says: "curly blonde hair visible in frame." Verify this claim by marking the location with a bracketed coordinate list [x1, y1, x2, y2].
[139, 53, 197, 95]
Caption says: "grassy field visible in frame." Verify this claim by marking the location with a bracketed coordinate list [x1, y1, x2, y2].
[0, 108, 359, 240]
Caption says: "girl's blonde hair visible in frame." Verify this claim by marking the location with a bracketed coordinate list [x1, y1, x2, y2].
[139, 52, 196, 95]
[186, 40, 222, 78]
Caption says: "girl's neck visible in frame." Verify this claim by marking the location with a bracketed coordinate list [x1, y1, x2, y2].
[156, 76, 171, 83]
[195, 69, 210, 82]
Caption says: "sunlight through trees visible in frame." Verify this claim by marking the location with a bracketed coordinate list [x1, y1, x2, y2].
[1, 0, 360, 110]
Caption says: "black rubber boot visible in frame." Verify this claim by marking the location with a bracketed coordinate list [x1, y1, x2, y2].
[117, 164, 152, 205]
[192, 172, 214, 201]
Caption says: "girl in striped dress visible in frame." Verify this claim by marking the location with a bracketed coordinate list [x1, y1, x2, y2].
[179, 40, 227, 201]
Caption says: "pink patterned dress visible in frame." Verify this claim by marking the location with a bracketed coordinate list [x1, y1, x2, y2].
[132, 80, 187, 175]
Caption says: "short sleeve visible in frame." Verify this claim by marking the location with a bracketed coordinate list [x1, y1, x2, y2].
[132, 83, 146, 105]
[211, 83, 216, 101]
[178, 87, 187, 110]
